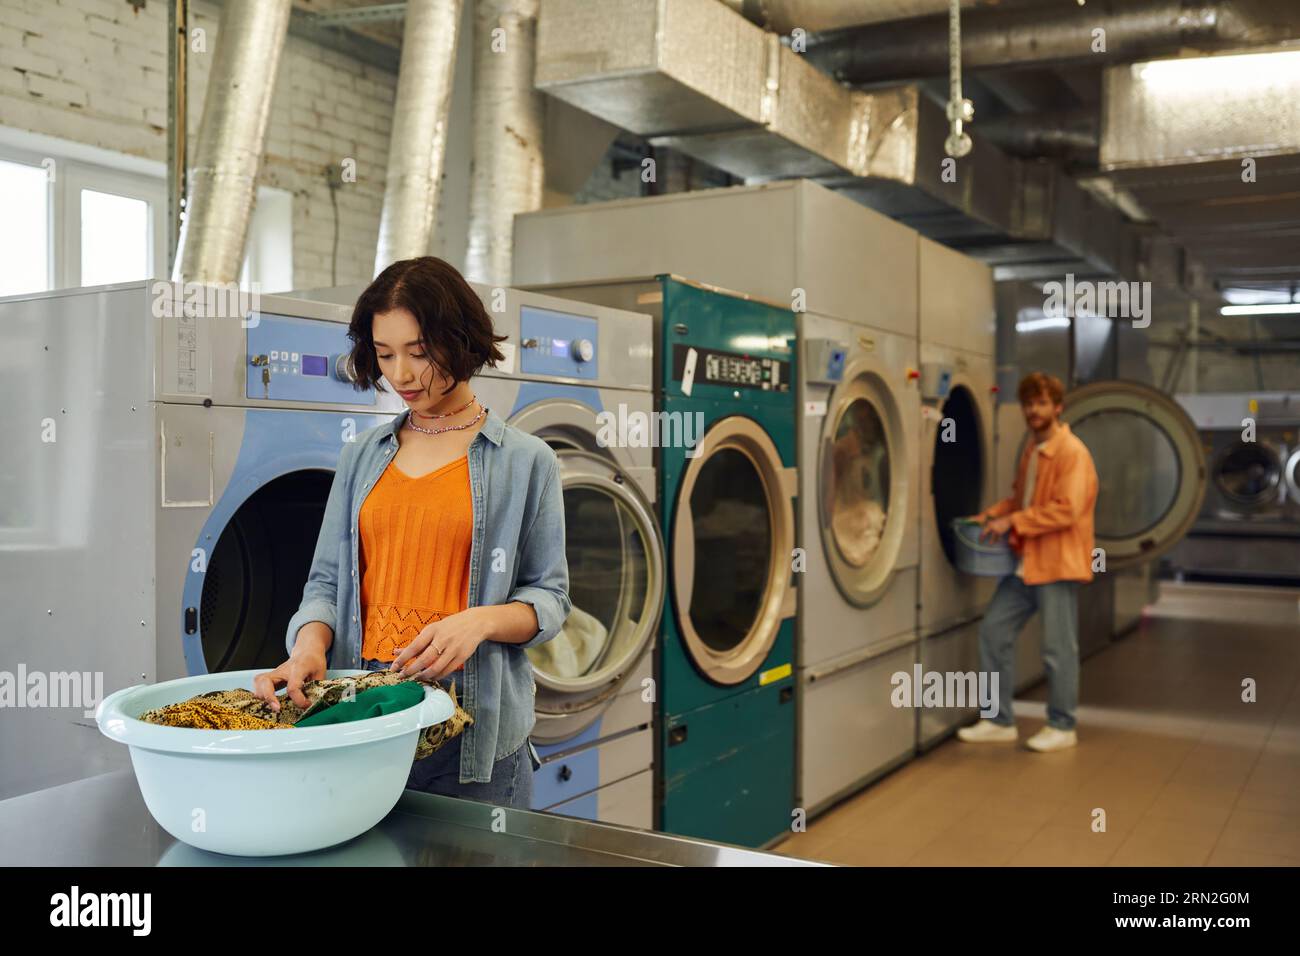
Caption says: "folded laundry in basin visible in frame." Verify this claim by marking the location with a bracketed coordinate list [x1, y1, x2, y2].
[138, 671, 472, 759]
[295, 683, 424, 727]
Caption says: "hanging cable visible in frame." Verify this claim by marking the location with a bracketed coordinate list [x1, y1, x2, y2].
[944, 0, 973, 158]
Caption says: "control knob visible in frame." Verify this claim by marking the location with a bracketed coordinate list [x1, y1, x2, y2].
[334, 352, 358, 383]
[570, 338, 594, 363]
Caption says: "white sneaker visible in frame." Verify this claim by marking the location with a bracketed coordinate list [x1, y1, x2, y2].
[956, 720, 1018, 743]
[1025, 726, 1078, 752]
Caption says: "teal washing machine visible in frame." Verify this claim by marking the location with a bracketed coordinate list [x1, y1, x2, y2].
[658, 277, 798, 847]
[520, 276, 799, 848]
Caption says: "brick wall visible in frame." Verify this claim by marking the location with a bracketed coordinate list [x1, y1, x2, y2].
[0, 0, 475, 289]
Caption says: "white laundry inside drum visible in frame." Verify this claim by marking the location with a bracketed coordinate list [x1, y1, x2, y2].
[832, 497, 886, 568]
[828, 397, 890, 568]
[528, 605, 609, 679]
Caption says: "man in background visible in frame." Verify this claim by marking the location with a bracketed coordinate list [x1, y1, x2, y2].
[958, 372, 1099, 752]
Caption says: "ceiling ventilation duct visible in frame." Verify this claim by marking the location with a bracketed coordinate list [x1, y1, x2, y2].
[1101, 49, 1300, 171]
[535, 0, 1049, 241]
[173, 0, 292, 285]
[466, 0, 546, 285]
[807, 0, 1300, 82]
[374, 0, 464, 275]
[720, 0, 986, 34]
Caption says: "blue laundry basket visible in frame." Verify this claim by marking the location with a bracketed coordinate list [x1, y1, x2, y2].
[950, 519, 1018, 577]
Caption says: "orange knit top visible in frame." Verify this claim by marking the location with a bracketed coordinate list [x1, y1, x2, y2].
[358, 454, 473, 663]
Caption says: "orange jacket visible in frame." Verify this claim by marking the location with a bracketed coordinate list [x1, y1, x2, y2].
[987, 421, 1099, 585]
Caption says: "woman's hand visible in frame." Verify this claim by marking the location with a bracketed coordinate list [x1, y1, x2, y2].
[252, 651, 327, 712]
[391, 607, 493, 681]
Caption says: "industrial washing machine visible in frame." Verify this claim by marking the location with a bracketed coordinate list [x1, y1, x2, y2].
[515, 275, 799, 849]
[916, 238, 999, 748]
[1060, 381, 1207, 568]
[514, 179, 922, 820]
[1167, 392, 1300, 582]
[471, 286, 665, 829]
[796, 310, 920, 815]
[0, 281, 400, 801]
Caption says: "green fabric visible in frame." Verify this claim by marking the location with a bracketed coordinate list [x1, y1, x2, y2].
[295, 683, 424, 727]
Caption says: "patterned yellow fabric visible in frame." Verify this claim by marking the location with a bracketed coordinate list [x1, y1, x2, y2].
[138, 700, 289, 730]
[138, 671, 472, 759]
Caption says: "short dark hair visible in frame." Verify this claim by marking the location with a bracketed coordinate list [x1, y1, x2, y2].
[1017, 371, 1065, 406]
[346, 256, 507, 395]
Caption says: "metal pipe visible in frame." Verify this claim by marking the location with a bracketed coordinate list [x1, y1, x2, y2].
[172, 0, 292, 284]
[465, 0, 545, 285]
[808, 0, 1300, 84]
[166, 0, 187, 275]
[374, 0, 464, 275]
[979, 109, 1098, 156]
[731, 0, 988, 34]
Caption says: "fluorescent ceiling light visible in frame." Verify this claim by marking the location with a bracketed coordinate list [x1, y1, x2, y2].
[1220, 288, 1297, 306]
[1135, 49, 1300, 95]
[1220, 304, 1300, 316]
[1016, 317, 1071, 332]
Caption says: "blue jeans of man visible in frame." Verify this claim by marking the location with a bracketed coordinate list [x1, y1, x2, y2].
[360, 657, 536, 808]
[978, 576, 1079, 730]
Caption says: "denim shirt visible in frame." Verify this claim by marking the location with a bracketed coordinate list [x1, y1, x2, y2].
[284, 406, 571, 783]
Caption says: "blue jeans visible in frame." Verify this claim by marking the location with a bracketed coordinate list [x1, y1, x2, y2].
[978, 576, 1079, 731]
[360, 658, 535, 808]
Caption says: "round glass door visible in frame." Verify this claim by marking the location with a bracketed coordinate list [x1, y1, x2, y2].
[690, 447, 771, 651]
[674, 417, 795, 685]
[1214, 441, 1281, 506]
[526, 449, 663, 738]
[200, 470, 333, 672]
[1062, 380, 1206, 569]
[819, 369, 908, 606]
[1286, 449, 1300, 504]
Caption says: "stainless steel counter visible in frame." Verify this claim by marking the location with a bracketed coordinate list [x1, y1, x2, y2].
[0, 771, 824, 866]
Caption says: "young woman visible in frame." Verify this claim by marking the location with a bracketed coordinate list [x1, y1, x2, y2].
[253, 256, 571, 808]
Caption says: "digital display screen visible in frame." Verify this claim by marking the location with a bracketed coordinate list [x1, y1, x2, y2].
[671, 344, 790, 392]
[706, 353, 765, 386]
[302, 354, 328, 377]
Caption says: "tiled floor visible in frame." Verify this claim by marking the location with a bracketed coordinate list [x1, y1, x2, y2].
[775, 582, 1300, 866]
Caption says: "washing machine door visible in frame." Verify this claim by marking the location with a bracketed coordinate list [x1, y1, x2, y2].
[199, 469, 336, 673]
[819, 360, 911, 605]
[1214, 440, 1283, 507]
[527, 449, 665, 742]
[1287, 448, 1300, 504]
[1061, 380, 1207, 570]
[673, 415, 797, 685]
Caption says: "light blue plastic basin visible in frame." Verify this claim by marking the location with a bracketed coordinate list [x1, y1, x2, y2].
[950, 518, 1018, 577]
[96, 669, 454, 857]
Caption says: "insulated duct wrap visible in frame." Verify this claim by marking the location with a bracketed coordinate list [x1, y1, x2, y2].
[173, 0, 292, 285]
[536, 0, 1045, 238]
[375, 0, 464, 274]
[466, 0, 545, 285]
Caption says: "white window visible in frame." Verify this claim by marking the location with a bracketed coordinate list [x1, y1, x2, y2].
[0, 156, 52, 296]
[0, 127, 292, 295]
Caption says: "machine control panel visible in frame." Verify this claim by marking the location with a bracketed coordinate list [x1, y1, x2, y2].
[672, 344, 790, 392]
[920, 361, 954, 401]
[246, 312, 375, 405]
[804, 337, 848, 385]
[518, 306, 598, 379]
